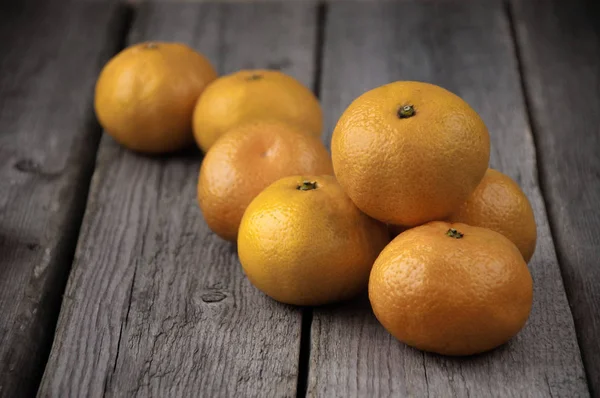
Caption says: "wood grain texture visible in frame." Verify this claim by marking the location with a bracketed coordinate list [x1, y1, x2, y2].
[0, 2, 126, 397]
[311, 1, 589, 397]
[511, 0, 600, 395]
[39, 3, 318, 397]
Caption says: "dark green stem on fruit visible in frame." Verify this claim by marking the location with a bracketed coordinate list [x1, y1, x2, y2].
[398, 105, 415, 118]
[446, 228, 464, 239]
[297, 181, 318, 191]
[247, 73, 263, 81]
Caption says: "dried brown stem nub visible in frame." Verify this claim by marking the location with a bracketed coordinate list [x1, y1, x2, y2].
[446, 228, 464, 239]
[398, 105, 415, 118]
[297, 181, 318, 191]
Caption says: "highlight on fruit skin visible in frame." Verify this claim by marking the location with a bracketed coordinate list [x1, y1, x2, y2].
[448, 168, 537, 262]
[369, 221, 533, 356]
[237, 175, 389, 306]
[94, 41, 217, 154]
[192, 69, 323, 152]
[197, 120, 333, 242]
[331, 80, 490, 227]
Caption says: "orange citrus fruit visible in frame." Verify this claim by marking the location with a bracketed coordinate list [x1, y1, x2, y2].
[193, 69, 322, 152]
[369, 221, 533, 356]
[198, 121, 333, 242]
[95, 41, 217, 153]
[331, 81, 490, 227]
[449, 168, 537, 262]
[238, 175, 389, 306]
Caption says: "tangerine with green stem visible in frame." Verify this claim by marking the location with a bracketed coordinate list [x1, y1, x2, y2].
[238, 175, 389, 306]
[369, 221, 533, 356]
[331, 81, 490, 226]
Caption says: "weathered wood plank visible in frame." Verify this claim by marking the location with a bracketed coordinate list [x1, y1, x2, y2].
[511, 0, 600, 395]
[311, 1, 589, 397]
[0, 2, 127, 397]
[39, 3, 318, 397]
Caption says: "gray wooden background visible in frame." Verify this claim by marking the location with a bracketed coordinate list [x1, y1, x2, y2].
[0, 0, 598, 397]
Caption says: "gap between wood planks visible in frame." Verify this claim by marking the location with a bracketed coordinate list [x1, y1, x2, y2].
[296, 3, 327, 398]
[503, 0, 592, 395]
[504, 0, 597, 396]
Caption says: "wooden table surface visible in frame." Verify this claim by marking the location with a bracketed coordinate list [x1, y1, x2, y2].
[1, 0, 599, 397]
